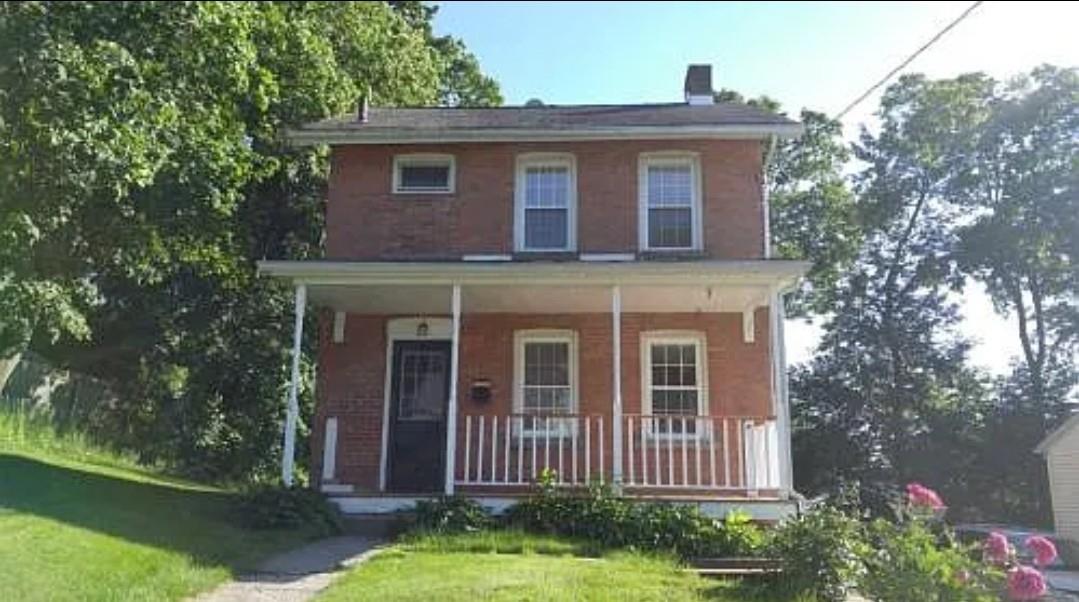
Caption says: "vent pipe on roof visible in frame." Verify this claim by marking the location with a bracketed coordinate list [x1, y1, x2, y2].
[358, 88, 370, 123]
[684, 65, 714, 106]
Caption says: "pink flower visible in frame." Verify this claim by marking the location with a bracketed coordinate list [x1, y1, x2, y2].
[1025, 536, 1058, 568]
[905, 482, 945, 510]
[1007, 565, 1047, 601]
[985, 531, 1012, 565]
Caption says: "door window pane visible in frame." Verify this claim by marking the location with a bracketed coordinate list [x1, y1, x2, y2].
[397, 350, 447, 421]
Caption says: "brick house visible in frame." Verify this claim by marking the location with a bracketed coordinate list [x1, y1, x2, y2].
[260, 65, 807, 518]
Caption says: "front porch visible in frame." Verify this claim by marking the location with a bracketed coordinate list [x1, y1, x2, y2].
[258, 259, 806, 516]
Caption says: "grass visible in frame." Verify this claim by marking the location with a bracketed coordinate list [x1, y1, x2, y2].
[0, 408, 320, 601]
[319, 532, 799, 602]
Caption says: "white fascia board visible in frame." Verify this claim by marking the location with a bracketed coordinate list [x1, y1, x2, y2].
[285, 123, 804, 146]
[257, 259, 809, 290]
[1036, 413, 1079, 455]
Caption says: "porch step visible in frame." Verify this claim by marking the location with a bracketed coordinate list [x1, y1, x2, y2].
[686, 557, 783, 578]
[341, 513, 415, 539]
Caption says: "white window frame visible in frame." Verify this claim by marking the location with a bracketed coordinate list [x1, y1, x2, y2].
[392, 153, 456, 194]
[637, 152, 703, 252]
[514, 153, 577, 252]
[513, 329, 579, 437]
[640, 331, 709, 440]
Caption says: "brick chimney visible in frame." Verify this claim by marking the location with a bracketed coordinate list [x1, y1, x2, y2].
[684, 65, 714, 106]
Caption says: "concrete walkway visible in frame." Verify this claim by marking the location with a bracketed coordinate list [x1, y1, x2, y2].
[194, 536, 381, 602]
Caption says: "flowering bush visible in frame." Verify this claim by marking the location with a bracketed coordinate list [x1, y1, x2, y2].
[1025, 536, 1058, 568]
[862, 482, 1058, 601]
[985, 531, 1012, 565]
[1007, 566, 1048, 601]
[907, 482, 946, 511]
[768, 502, 868, 602]
[860, 517, 1001, 602]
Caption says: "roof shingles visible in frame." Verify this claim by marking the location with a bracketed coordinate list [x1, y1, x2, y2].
[299, 102, 797, 132]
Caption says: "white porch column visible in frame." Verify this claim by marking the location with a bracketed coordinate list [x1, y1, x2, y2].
[611, 285, 624, 485]
[282, 283, 306, 487]
[769, 289, 794, 496]
[444, 284, 462, 495]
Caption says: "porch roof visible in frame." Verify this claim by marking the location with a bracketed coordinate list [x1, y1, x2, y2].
[257, 259, 808, 314]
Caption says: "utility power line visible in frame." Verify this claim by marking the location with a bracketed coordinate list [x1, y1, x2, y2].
[835, 1, 984, 121]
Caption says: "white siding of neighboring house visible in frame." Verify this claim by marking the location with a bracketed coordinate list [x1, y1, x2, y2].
[1047, 427, 1079, 542]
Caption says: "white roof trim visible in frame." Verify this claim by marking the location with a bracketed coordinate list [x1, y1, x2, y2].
[1036, 412, 1079, 455]
[257, 259, 809, 290]
[285, 123, 804, 146]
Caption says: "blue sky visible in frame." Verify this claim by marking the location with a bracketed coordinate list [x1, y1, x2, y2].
[432, 1, 1079, 371]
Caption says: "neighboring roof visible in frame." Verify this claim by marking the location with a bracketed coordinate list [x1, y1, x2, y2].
[1036, 412, 1079, 455]
[286, 103, 802, 146]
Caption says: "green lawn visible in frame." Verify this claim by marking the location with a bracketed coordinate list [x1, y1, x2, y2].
[319, 532, 796, 602]
[0, 411, 318, 601]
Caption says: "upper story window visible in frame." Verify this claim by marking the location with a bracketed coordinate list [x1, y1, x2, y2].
[393, 154, 455, 194]
[638, 152, 702, 251]
[515, 154, 576, 252]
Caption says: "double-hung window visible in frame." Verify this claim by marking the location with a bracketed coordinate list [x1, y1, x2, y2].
[393, 154, 455, 194]
[515, 154, 576, 252]
[639, 153, 702, 251]
[514, 330, 577, 436]
[642, 332, 707, 436]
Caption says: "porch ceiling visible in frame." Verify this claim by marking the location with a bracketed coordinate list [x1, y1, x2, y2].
[258, 259, 809, 314]
[306, 283, 771, 314]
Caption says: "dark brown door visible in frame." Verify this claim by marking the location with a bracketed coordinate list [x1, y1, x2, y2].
[388, 340, 451, 493]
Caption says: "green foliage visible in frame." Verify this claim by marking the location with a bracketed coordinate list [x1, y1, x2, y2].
[401, 529, 593, 557]
[714, 89, 861, 317]
[859, 519, 1002, 602]
[791, 66, 1076, 525]
[0, 1, 498, 480]
[412, 496, 492, 534]
[506, 472, 765, 558]
[320, 541, 772, 602]
[1, 436, 318, 600]
[767, 503, 867, 602]
[233, 486, 342, 535]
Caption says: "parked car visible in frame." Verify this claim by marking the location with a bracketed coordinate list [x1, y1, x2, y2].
[953, 524, 1066, 569]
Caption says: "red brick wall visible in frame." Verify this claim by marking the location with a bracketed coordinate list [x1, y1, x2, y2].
[311, 310, 773, 491]
[326, 139, 765, 260]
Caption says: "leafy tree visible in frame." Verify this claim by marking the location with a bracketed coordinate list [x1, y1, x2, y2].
[948, 66, 1078, 522]
[0, 1, 498, 479]
[792, 73, 996, 511]
[389, 1, 502, 107]
[793, 68, 1076, 524]
[714, 89, 861, 316]
[952, 66, 1078, 407]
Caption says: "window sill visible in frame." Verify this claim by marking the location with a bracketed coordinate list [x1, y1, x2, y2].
[391, 191, 456, 199]
[638, 249, 705, 260]
[512, 251, 579, 262]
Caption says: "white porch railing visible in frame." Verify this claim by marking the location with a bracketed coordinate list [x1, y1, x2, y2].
[457, 414, 606, 486]
[622, 415, 779, 492]
[455, 413, 779, 492]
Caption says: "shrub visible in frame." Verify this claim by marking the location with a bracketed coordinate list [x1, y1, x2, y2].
[233, 486, 342, 535]
[505, 470, 764, 558]
[767, 502, 867, 602]
[412, 496, 492, 533]
[859, 518, 1002, 602]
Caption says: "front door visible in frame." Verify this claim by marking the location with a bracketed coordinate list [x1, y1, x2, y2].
[388, 340, 451, 493]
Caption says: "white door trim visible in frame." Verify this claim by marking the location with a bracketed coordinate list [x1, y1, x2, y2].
[378, 317, 452, 491]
